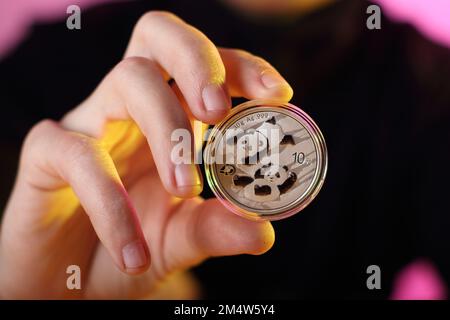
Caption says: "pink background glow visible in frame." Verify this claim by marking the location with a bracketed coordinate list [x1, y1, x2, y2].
[391, 259, 447, 300]
[0, 0, 111, 59]
[1, 0, 450, 58]
[373, 0, 450, 49]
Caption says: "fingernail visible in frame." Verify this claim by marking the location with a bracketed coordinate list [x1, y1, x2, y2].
[261, 71, 289, 89]
[175, 164, 201, 188]
[122, 241, 148, 270]
[202, 84, 229, 112]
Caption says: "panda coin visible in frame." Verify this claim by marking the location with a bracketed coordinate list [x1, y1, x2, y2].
[204, 99, 327, 221]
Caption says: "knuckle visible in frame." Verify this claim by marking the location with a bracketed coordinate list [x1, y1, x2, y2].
[135, 10, 223, 82]
[112, 57, 156, 85]
[144, 10, 178, 21]
[115, 56, 151, 76]
[26, 119, 57, 142]
[137, 10, 179, 31]
[173, 39, 224, 82]
[23, 119, 58, 153]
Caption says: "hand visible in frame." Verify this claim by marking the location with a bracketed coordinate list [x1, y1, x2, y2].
[0, 11, 293, 299]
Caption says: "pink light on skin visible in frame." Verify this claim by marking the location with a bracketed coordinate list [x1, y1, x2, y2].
[391, 259, 448, 300]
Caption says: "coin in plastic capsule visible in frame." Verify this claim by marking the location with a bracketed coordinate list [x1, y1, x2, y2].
[204, 99, 327, 221]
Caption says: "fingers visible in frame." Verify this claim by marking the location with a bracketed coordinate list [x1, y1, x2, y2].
[125, 12, 294, 124]
[162, 198, 275, 271]
[192, 200, 275, 257]
[61, 57, 202, 198]
[20, 120, 151, 275]
[220, 48, 293, 101]
[63, 10, 293, 199]
[125, 11, 230, 123]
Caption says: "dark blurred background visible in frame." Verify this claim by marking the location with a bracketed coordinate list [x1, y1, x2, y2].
[0, 0, 449, 299]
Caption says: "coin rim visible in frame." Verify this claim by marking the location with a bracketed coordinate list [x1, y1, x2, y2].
[204, 99, 328, 221]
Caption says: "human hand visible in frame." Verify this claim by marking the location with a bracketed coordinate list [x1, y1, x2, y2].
[0, 11, 293, 299]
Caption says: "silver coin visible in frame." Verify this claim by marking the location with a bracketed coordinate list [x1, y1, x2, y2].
[204, 99, 327, 221]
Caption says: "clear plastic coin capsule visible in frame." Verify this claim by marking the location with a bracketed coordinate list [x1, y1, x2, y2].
[204, 99, 328, 221]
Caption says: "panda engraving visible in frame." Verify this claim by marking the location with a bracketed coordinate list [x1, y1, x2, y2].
[228, 116, 297, 203]
[233, 162, 297, 202]
[223, 116, 295, 164]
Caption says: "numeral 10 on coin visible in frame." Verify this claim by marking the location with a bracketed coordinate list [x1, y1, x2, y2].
[292, 152, 305, 164]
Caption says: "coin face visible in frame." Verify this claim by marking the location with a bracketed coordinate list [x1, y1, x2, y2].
[204, 100, 327, 221]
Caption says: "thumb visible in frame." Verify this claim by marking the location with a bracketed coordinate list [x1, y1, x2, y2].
[162, 198, 275, 272]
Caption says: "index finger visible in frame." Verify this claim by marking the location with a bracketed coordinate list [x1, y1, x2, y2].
[125, 11, 230, 124]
